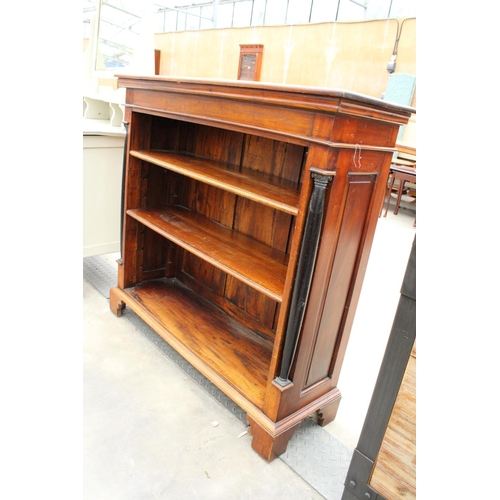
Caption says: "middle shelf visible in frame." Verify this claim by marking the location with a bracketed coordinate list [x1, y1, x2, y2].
[130, 150, 301, 215]
[127, 205, 289, 302]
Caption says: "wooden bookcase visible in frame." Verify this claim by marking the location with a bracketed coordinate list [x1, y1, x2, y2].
[109, 76, 414, 461]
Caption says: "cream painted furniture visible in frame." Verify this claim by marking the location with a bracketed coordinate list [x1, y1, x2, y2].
[83, 130, 125, 257]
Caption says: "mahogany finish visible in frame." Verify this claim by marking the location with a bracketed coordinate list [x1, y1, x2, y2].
[109, 75, 414, 461]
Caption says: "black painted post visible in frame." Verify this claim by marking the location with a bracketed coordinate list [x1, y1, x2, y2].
[275, 168, 335, 387]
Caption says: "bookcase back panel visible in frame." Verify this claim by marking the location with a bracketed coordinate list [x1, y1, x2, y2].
[145, 115, 307, 188]
[179, 122, 245, 166]
[149, 115, 181, 151]
[179, 252, 278, 340]
[179, 178, 238, 227]
[141, 162, 169, 208]
[224, 276, 280, 329]
[233, 197, 294, 252]
[137, 225, 170, 282]
[240, 135, 306, 186]
[177, 241, 281, 331]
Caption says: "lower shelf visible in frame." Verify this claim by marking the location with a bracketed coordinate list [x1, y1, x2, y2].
[112, 278, 273, 409]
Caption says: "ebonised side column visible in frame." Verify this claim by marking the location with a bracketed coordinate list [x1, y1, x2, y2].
[276, 168, 335, 387]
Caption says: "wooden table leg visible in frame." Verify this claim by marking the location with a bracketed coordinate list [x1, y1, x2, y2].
[393, 176, 406, 215]
[383, 172, 395, 217]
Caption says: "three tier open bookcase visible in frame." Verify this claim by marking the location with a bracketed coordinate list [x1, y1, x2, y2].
[109, 75, 414, 461]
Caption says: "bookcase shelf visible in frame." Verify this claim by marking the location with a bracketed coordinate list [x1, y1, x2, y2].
[130, 150, 300, 215]
[113, 278, 272, 409]
[127, 205, 288, 302]
[110, 75, 414, 461]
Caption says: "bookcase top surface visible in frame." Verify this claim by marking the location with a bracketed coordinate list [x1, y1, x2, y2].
[116, 74, 416, 116]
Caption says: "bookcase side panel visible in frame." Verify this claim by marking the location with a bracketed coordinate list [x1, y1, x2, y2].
[269, 143, 396, 420]
[303, 173, 378, 388]
[121, 111, 154, 288]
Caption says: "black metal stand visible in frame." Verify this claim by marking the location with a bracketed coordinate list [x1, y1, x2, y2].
[342, 236, 416, 500]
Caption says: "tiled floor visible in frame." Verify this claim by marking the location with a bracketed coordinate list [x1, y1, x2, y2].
[83, 202, 416, 499]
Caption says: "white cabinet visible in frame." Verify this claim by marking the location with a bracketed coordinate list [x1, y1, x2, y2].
[83, 134, 124, 257]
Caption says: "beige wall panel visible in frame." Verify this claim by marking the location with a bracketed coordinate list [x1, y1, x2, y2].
[322, 21, 398, 97]
[154, 18, 416, 103]
[160, 31, 223, 77]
